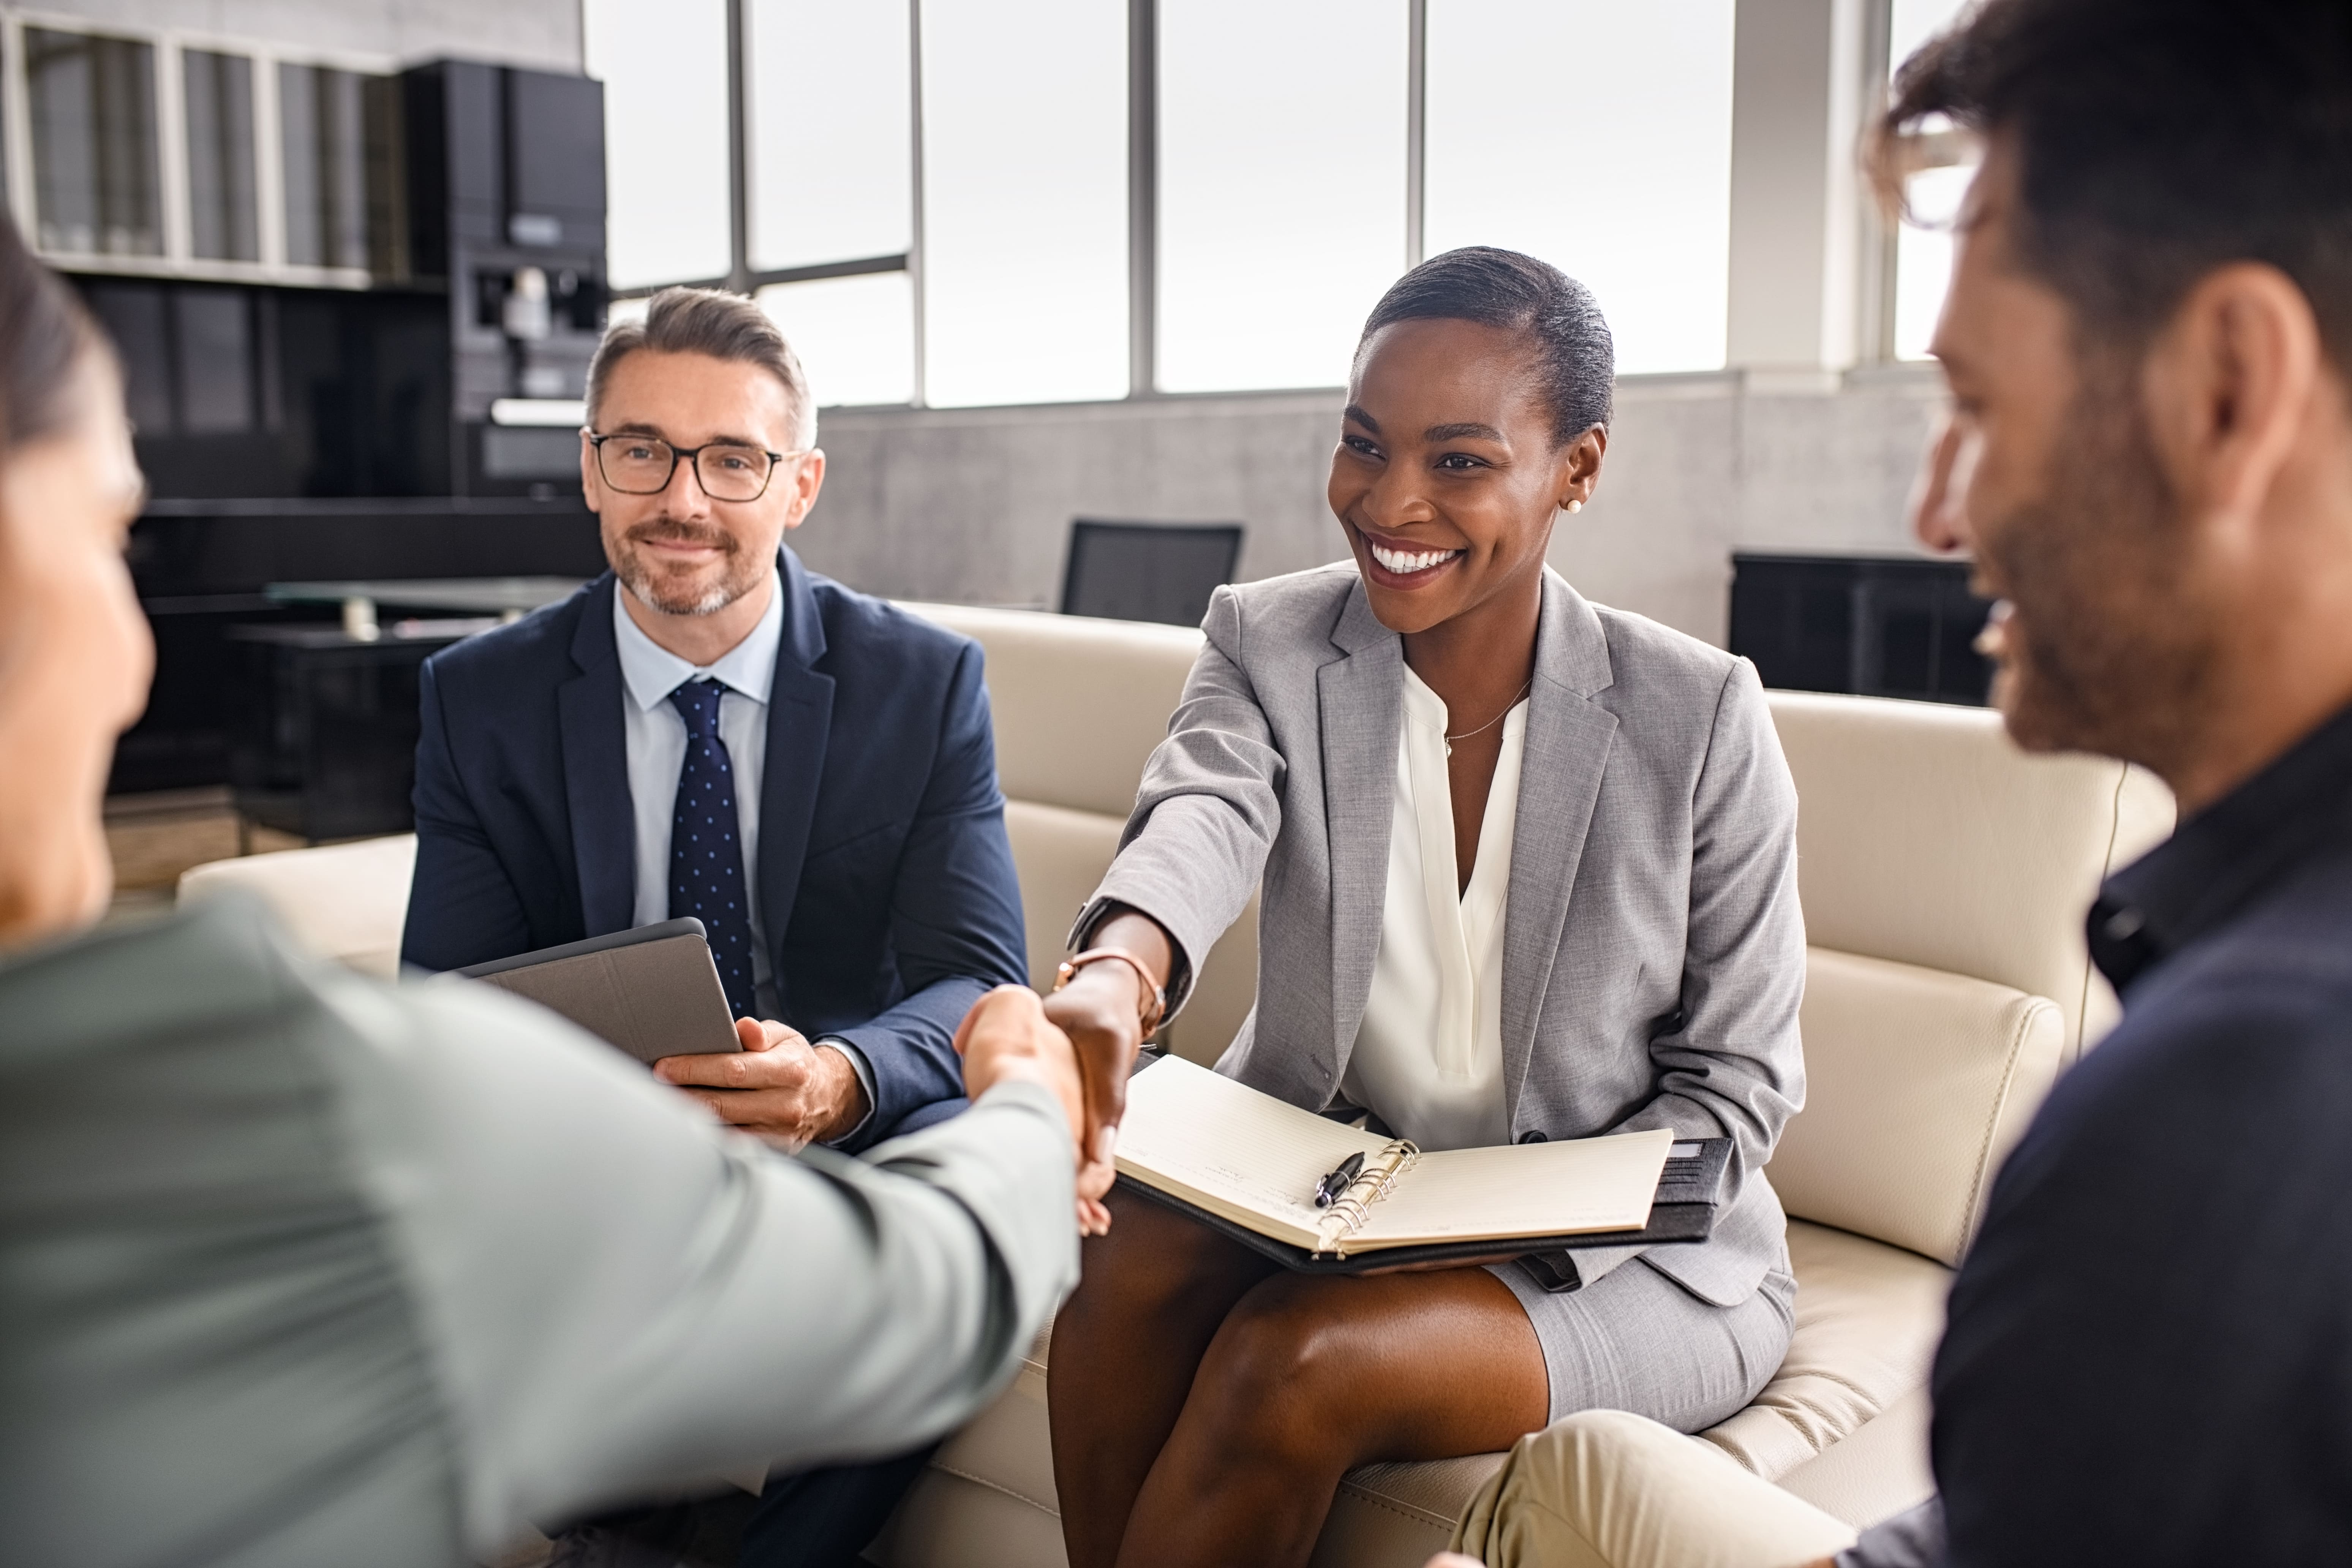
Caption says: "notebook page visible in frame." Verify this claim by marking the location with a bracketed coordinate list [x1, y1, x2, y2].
[1343, 1129, 1674, 1255]
[1115, 1056, 1390, 1250]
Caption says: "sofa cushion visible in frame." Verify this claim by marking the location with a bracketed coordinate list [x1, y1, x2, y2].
[1769, 948, 2063, 1265]
[1700, 1220, 1948, 1482]
[177, 834, 417, 978]
[1004, 801, 1129, 993]
[900, 602, 1204, 820]
[1766, 691, 2171, 1055]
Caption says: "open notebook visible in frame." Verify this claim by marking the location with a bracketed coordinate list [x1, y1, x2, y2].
[1114, 1056, 1694, 1268]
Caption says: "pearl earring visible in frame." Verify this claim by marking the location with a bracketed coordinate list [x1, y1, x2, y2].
[1566, 499, 1583, 514]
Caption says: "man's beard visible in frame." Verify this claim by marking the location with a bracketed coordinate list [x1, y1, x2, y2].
[1980, 364, 2219, 770]
[612, 519, 761, 618]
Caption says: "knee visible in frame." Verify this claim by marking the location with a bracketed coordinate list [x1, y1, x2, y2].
[1185, 1286, 1352, 1459]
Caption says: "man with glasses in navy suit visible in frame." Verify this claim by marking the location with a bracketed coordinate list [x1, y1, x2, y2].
[400, 286, 1030, 1566]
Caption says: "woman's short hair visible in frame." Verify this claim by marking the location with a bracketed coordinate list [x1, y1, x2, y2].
[0, 213, 100, 453]
[587, 286, 816, 448]
[1358, 247, 1615, 444]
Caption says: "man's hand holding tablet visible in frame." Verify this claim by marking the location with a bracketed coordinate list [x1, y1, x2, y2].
[654, 1021, 873, 1149]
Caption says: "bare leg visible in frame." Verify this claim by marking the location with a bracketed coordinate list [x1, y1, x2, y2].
[1117, 1266, 1549, 1568]
[1049, 1190, 1280, 1568]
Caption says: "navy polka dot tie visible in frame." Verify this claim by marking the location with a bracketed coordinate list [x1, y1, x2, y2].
[667, 678, 756, 1019]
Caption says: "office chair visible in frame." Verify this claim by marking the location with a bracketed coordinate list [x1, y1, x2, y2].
[1057, 518, 1245, 628]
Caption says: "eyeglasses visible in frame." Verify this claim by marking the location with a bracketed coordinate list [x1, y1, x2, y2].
[584, 430, 806, 503]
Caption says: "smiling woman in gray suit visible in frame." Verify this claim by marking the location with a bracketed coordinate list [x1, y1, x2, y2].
[1038, 248, 1807, 1568]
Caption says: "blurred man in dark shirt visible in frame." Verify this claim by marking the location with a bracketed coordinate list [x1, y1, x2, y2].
[1436, 3, 2352, 1565]
[1852, 0, 2352, 1561]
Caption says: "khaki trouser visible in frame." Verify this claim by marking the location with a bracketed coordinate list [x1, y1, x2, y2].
[1445, 1410, 1860, 1568]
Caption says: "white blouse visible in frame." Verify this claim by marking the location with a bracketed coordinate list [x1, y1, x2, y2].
[1340, 666, 1528, 1153]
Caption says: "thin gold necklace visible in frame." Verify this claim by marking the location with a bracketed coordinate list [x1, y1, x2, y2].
[1444, 679, 1532, 758]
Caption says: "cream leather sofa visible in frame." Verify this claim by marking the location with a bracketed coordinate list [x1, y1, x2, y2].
[176, 607, 2173, 1568]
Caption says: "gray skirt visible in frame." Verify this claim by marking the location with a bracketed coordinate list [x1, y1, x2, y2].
[1489, 1252, 1797, 1430]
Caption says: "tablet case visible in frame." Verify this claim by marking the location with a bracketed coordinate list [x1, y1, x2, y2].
[455, 918, 741, 1065]
[1114, 1136, 1731, 1279]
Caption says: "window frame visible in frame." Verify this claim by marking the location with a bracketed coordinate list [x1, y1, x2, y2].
[2, 7, 392, 290]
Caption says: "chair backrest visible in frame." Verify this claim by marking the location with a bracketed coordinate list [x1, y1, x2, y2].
[177, 833, 418, 978]
[1059, 520, 1244, 628]
[1762, 692, 2174, 1264]
[900, 601, 1255, 1064]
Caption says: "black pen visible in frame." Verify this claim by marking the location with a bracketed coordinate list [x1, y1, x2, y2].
[1313, 1152, 1365, 1208]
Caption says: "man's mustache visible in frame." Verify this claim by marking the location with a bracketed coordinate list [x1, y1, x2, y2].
[623, 520, 739, 553]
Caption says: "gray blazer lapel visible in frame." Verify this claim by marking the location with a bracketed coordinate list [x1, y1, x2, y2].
[1500, 572, 1619, 1123]
[1317, 582, 1402, 1086]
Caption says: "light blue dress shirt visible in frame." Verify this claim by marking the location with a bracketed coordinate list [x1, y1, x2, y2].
[610, 574, 875, 1134]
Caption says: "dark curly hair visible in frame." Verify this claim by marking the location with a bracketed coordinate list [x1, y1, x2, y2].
[1875, 0, 2352, 365]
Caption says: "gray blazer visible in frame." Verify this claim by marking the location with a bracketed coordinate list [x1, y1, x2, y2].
[0, 896, 1076, 1566]
[1081, 564, 1805, 1306]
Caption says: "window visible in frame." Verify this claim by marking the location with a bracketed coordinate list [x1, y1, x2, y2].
[25, 28, 163, 258]
[182, 50, 258, 263]
[1155, 0, 1409, 394]
[1424, 0, 1737, 376]
[758, 271, 916, 408]
[918, 0, 1128, 407]
[278, 64, 397, 273]
[586, 0, 733, 289]
[746, 0, 912, 272]
[1887, 0, 1979, 360]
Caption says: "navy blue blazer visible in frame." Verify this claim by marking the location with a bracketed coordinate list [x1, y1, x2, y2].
[400, 548, 1029, 1151]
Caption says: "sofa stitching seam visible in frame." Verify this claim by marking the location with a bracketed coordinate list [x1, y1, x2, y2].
[1960, 998, 2042, 1255]
[1334, 1478, 1457, 1530]
[927, 1459, 1061, 1519]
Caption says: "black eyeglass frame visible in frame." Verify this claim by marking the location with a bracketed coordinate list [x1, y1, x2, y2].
[583, 429, 805, 502]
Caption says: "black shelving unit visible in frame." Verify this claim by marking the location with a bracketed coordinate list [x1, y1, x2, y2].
[1729, 552, 1995, 706]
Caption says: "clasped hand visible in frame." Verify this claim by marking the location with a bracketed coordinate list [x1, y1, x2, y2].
[654, 1018, 869, 1149]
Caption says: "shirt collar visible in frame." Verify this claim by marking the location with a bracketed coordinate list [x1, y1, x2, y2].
[2088, 696, 2352, 994]
[611, 568, 784, 714]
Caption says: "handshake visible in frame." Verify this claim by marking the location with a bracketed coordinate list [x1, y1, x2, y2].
[951, 985, 1122, 1236]
[953, 966, 1150, 1237]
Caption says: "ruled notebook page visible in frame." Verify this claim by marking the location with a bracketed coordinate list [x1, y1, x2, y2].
[1115, 1056, 1389, 1250]
[1341, 1130, 1674, 1255]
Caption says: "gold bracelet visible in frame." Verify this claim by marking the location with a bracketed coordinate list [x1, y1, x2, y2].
[1054, 946, 1168, 1035]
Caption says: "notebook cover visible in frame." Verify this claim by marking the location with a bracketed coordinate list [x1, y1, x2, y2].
[1113, 1136, 1729, 1276]
[453, 918, 741, 1064]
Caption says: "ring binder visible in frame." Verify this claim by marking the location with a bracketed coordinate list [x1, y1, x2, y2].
[1314, 1140, 1420, 1254]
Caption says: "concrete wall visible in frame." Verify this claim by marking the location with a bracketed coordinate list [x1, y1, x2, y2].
[29, 0, 584, 71]
[792, 363, 1948, 648]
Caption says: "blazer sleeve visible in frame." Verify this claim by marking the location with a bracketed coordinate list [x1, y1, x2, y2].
[1074, 585, 1287, 1014]
[825, 639, 1030, 1150]
[314, 966, 1076, 1556]
[401, 657, 534, 973]
[1576, 658, 1806, 1287]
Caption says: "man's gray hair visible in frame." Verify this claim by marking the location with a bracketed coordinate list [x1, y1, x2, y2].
[586, 286, 817, 449]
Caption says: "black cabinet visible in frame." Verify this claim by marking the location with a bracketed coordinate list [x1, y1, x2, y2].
[228, 622, 477, 841]
[1729, 552, 1994, 706]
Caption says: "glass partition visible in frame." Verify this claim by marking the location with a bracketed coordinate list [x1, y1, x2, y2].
[747, 0, 912, 271]
[1155, 0, 1409, 394]
[586, 0, 733, 289]
[25, 27, 164, 258]
[183, 49, 259, 263]
[758, 271, 916, 408]
[1424, 0, 1736, 376]
[279, 63, 399, 272]
[920, 0, 1128, 406]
